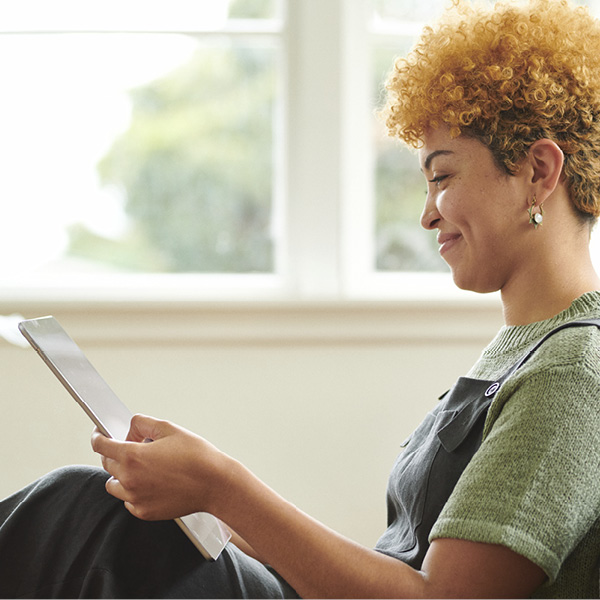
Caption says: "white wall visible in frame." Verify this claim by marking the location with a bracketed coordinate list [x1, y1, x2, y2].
[0, 299, 503, 548]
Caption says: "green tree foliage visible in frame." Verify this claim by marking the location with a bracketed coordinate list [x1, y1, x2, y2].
[82, 3, 444, 275]
[372, 45, 447, 271]
[229, 0, 275, 19]
[96, 42, 276, 273]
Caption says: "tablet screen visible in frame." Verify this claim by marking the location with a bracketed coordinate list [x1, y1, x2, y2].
[18, 316, 133, 441]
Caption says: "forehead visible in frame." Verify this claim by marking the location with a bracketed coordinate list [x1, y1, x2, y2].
[419, 127, 456, 166]
[418, 128, 481, 170]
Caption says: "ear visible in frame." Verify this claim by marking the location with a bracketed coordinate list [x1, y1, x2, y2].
[527, 139, 564, 202]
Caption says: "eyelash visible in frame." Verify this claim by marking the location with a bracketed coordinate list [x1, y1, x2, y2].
[428, 175, 448, 186]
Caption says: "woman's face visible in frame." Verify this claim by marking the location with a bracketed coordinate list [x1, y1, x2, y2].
[419, 127, 529, 293]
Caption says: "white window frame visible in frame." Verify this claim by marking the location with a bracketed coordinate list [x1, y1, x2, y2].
[285, 0, 480, 302]
[0, 0, 490, 308]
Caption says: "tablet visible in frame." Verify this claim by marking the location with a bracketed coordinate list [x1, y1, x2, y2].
[18, 315, 231, 561]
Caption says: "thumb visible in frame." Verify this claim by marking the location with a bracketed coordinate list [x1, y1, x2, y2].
[126, 414, 169, 443]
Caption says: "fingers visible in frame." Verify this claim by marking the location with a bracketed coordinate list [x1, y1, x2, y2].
[91, 414, 164, 456]
[127, 413, 170, 443]
[104, 473, 158, 521]
[91, 427, 130, 480]
[102, 458, 141, 506]
[104, 478, 142, 519]
[91, 427, 122, 458]
[105, 475, 126, 501]
[99, 453, 119, 475]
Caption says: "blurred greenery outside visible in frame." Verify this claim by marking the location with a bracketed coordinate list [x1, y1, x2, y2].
[372, 41, 446, 272]
[91, 42, 276, 274]
[67, 0, 447, 274]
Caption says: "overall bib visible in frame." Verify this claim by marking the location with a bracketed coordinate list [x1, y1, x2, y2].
[375, 319, 600, 569]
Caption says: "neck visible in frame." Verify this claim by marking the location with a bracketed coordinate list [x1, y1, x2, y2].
[500, 261, 600, 326]
[499, 199, 600, 325]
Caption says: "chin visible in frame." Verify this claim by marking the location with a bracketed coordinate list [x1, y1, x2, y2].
[450, 271, 500, 295]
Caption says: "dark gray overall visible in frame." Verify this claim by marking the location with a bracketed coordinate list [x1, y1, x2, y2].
[375, 319, 600, 568]
[0, 321, 598, 598]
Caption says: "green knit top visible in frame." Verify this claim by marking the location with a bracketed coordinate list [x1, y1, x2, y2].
[430, 291, 600, 598]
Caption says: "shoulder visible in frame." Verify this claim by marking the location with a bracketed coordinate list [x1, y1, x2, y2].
[532, 321, 600, 367]
[482, 321, 600, 440]
[519, 321, 600, 394]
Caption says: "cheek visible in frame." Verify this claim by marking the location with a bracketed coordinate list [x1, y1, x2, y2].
[436, 192, 465, 225]
[441, 181, 516, 237]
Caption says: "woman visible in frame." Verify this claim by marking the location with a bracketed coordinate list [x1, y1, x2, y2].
[3, 0, 600, 597]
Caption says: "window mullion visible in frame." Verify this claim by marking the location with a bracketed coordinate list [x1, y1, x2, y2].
[339, 0, 373, 298]
[283, 0, 345, 299]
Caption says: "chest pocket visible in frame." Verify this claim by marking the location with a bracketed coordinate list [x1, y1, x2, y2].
[375, 376, 494, 568]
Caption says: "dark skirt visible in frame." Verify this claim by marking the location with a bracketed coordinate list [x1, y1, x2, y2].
[0, 465, 298, 599]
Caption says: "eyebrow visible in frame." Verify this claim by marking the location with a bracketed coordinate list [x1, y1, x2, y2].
[423, 149, 454, 171]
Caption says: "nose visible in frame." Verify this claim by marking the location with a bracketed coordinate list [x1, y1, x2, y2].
[420, 192, 441, 230]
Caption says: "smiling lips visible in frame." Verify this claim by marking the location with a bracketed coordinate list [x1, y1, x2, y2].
[437, 232, 461, 256]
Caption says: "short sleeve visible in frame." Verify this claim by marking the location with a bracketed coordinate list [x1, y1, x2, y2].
[429, 360, 600, 583]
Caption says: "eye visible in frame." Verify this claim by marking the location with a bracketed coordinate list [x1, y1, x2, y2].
[428, 174, 448, 186]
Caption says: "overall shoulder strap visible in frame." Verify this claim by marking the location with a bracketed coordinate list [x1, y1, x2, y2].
[497, 319, 600, 386]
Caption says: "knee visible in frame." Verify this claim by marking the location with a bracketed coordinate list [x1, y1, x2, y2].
[48, 464, 108, 482]
[37, 465, 110, 497]
[0, 465, 114, 527]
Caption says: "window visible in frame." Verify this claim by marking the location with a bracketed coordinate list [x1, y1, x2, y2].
[368, 0, 600, 289]
[371, 2, 448, 273]
[1, 0, 285, 299]
[3, 0, 598, 303]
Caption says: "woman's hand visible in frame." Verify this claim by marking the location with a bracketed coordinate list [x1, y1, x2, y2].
[91, 413, 231, 521]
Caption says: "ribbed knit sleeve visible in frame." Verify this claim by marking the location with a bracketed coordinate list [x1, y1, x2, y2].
[430, 325, 600, 596]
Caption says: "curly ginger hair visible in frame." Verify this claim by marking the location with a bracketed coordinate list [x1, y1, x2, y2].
[383, 0, 600, 221]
